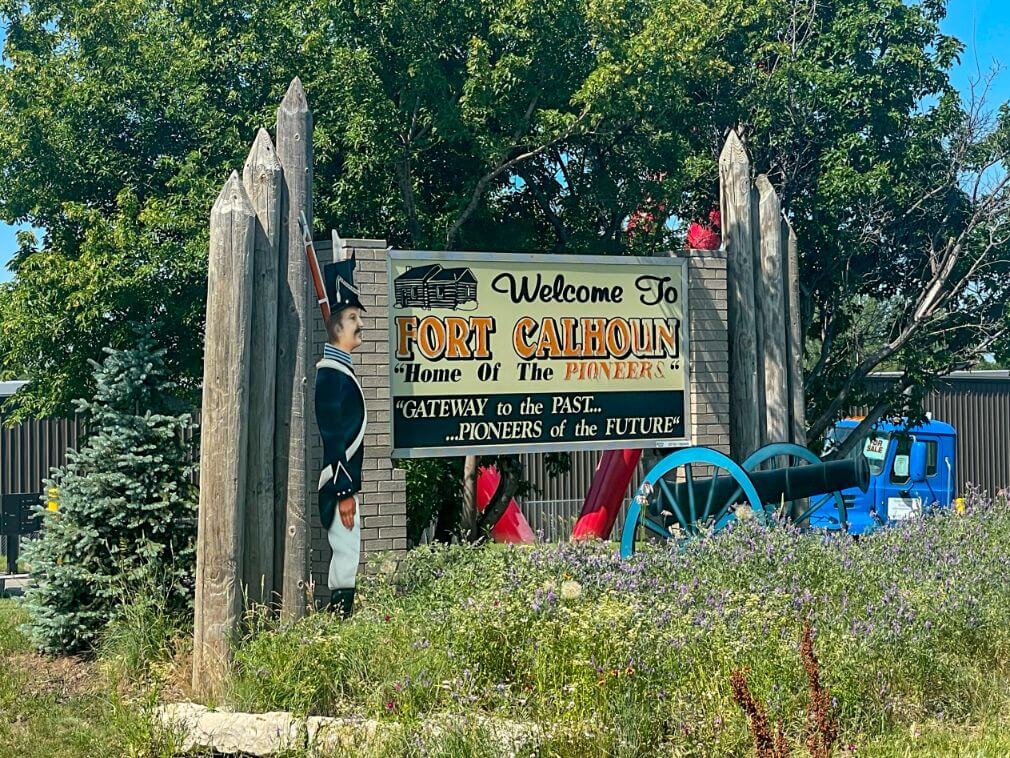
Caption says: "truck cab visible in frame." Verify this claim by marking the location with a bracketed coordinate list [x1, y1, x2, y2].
[822, 418, 957, 534]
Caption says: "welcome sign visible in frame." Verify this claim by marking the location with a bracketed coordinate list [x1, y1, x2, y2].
[388, 251, 690, 457]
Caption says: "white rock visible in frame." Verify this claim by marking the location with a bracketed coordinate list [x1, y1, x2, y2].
[157, 702, 304, 755]
[157, 703, 543, 756]
[423, 712, 543, 756]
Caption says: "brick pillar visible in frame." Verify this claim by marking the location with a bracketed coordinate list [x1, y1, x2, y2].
[308, 239, 407, 603]
[683, 248, 730, 453]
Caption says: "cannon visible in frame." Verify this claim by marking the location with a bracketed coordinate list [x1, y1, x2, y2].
[619, 443, 871, 558]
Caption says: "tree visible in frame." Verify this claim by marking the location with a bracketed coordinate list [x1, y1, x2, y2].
[0, 0, 297, 417]
[724, 1, 1010, 450]
[21, 340, 197, 655]
[1, 0, 1006, 525]
[0, 0, 755, 418]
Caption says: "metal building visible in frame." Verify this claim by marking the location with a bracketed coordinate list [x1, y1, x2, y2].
[520, 371, 1010, 539]
[861, 371, 1010, 496]
[4, 371, 1009, 543]
[1, 382, 84, 497]
[1, 381, 85, 567]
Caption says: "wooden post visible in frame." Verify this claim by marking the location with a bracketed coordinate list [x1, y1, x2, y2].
[750, 184, 766, 441]
[274, 78, 314, 620]
[241, 129, 282, 605]
[461, 455, 478, 541]
[718, 131, 760, 459]
[755, 175, 789, 444]
[193, 172, 256, 698]
[784, 217, 806, 446]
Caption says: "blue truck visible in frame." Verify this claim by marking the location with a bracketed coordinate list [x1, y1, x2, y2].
[821, 417, 957, 534]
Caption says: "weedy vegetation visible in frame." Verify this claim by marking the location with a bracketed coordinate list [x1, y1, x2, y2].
[6, 491, 1010, 755]
[226, 490, 1010, 755]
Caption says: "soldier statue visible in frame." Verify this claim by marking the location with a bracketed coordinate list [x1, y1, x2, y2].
[315, 254, 366, 617]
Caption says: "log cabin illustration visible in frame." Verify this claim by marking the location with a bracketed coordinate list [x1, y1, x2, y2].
[394, 264, 478, 310]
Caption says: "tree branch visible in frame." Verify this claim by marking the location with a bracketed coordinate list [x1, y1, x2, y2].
[395, 155, 423, 247]
[444, 109, 589, 247]
[517, 167, 570, 251]
[826, 374, 915, 458]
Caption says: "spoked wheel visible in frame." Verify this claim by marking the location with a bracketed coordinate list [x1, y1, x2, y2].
[619, 447, 763, 558]
[741, 443, 849, 531]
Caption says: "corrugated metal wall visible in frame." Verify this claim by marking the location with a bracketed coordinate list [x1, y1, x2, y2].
[523, 372, 1010, 540]
[0, 405, 84, 561]
[0, 412, 84, 495]
[862, 372, 1010, 496]
[5, 373, 1009, 544]
[518, 449, 654, 542]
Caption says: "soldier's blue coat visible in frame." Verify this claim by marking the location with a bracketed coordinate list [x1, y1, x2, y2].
[315, 360, 365, 531]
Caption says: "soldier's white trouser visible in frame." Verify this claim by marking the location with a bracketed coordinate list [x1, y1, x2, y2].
[326, 496, 361, 590]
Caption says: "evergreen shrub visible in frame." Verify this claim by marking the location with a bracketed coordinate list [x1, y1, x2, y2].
[22, 340, 198, 654]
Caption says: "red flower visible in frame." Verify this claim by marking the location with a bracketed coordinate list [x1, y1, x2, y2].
[625, 209, 656, 235]
[686, 223, 721, 250]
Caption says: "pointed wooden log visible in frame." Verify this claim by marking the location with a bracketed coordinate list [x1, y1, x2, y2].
[784, 217, 806, 446]
[242, 129, 282, 606]
[275, 78, 314, 620]
[332, 228, 347, 263]
[755, 175, 789, 445]
[750, 183, 766, 435]
[193, 171, 256, 698]
[719, 131, 760, 459]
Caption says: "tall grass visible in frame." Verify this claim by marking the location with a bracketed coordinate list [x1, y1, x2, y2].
[225, 494, 1010, 755]
[98, 582, 191, 691]
[0, 599, 184, 758]
[0, 596, 29, 654]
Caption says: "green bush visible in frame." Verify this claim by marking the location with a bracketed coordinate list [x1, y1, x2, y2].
[21, 340, 198, 655]
[227, 495, 1010, 755]
[402, 457, 463, 545]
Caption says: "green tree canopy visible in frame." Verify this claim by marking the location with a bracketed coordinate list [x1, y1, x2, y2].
[1, 0, 1007, 446]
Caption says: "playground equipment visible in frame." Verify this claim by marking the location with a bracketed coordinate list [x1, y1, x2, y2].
[620, 443, 869, 558]
[572, 449, 643, 540]
[476, 466, 536, 544]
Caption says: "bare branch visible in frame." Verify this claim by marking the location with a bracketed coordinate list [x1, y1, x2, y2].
[517, 167, 570, 250]
[826, 374, 914, 457]
[445, 109, 590, 247]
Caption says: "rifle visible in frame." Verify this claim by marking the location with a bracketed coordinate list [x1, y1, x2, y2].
[299, 211, 331, 322]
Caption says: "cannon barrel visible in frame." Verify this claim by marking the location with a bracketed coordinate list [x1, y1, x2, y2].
[654, 456, 869, 518]
[746, 456, 869, 504]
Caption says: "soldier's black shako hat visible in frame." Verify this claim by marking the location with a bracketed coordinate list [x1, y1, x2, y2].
[323, 254, 366, 314]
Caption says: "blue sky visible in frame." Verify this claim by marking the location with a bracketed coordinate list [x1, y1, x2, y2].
[1, 2, 1009, 283]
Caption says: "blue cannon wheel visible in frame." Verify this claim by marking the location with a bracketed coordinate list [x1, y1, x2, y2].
[741, 442, 848, 531]
[619, 447, 764, 558]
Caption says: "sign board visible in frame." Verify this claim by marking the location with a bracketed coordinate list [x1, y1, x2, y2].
[388, 251, 690, 458]
[887, 496, 922, 522]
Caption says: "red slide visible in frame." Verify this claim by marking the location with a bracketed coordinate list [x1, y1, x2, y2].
[571, 449, 642, 540]
[477, 465, 536, 544]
